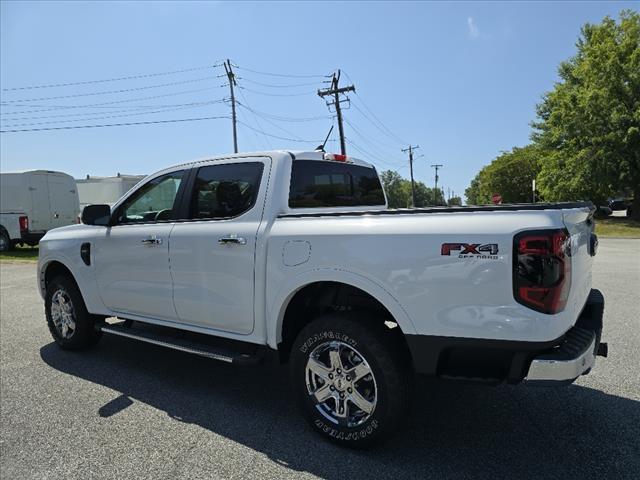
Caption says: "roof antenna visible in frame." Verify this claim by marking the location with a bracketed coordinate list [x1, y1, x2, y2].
[316, 125, 334, 152]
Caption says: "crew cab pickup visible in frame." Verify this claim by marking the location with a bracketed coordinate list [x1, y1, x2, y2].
[38, 150, 606, 446]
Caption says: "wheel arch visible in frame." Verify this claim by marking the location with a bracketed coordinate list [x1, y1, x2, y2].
[39, 256, 108, 318]
[270, 269, 416, 361]
[41, 260, 78, 294]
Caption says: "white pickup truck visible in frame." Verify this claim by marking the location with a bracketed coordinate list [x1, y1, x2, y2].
[38, 150, 606, 446]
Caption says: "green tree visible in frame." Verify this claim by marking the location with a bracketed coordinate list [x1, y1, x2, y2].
[465, 175, 483, 205]
[465, 145, 542, 204]
[532, 10, 640, 217]
[380, 170, 445, 208]
[379, 170, 410, 208]
[448, 196, 463, 206]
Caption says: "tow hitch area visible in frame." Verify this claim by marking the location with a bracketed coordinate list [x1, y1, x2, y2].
[597, 342, 608, 357]
[526, 327, 597, 384]
[526, 289, 605, 385]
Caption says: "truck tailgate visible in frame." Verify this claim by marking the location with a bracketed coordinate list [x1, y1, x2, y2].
[562, 206, 596, 320]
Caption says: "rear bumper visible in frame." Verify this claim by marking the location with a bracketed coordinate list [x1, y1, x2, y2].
[406, 289, 605, 384]
[20, 231, 45, 245]
[525, 328, 596, 384]
[525, 289, 604, 385]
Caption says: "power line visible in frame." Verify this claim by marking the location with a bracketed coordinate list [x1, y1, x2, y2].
[232, 64, 330, 79]
[341, 70, 409, 146]
[1, 100, 226, 122]
[239, 104, 308, 141]
[237, 102, 330, 123]
[1, 102, 221, 128]
[350, 101, 409, 148]
[0, 87, 225, 115]
[237, 78, 322, 89]
[0, 115, 229, 134]
[237, 86, 316, 97]
[344, 118, 405, 158]
[2, 76, 225, 104]
[345, 137, 405, 170]
[236, 120, 323, 144]
[1, 64, 222, 91]
[235, 78, 273, 149]
[353, 94, 408, 145]
[237, 109, 273, 150]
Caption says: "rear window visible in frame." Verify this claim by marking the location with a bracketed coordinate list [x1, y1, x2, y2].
[289, 160, 385, 208]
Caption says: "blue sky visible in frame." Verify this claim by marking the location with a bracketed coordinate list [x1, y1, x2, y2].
[1, 1, 636, 201]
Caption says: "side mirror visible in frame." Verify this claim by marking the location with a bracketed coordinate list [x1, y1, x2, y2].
[81, 204, 111, 226]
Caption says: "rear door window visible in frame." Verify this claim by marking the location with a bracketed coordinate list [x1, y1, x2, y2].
[189, 162, 264, 219]
[289, 160, 385, 208]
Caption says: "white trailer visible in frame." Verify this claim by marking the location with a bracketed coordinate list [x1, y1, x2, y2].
[75, 173, 145, 210]
[0, 170, 80, 250]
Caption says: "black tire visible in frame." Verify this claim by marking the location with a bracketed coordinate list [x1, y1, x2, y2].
[45, 275, 102, 350]
[0, 229, 11, 252]
[290, 312, 412, 447]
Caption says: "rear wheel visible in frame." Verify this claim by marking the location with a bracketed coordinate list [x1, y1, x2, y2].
[45, 275, 102, 350]
[0, 229, 11, 252]
[290, 313, 412, 447]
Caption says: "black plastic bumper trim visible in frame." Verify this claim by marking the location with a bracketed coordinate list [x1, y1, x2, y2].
[406, 288, 605, 383]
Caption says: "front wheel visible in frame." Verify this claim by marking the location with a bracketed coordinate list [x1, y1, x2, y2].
[290, 313, 412, 447]
[45, 275, 102, 350]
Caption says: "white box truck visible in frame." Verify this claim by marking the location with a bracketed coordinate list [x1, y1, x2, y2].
[75, 174, 145, 210]
[0, 170, 80, 251]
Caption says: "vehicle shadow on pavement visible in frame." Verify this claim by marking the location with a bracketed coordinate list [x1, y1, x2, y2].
[40, 336, 640, 480]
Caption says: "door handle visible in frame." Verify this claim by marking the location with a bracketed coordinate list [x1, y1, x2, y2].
[218, 235, 246, 245]
[141, 236, 162, 245]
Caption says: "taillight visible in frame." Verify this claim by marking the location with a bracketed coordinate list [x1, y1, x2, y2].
[324, 153, 349, 162]
[19, 216, 29, 233]
[513, 229, 571, 314]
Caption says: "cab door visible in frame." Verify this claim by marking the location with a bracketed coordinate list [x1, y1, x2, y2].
[169, 158, 269, 334]
[93, 170, 186, 321]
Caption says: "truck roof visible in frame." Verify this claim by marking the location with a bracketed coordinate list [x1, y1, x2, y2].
[170, 150, 375, 171]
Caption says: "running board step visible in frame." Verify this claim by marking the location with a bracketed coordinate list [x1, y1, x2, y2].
[100, 322, 264, 365]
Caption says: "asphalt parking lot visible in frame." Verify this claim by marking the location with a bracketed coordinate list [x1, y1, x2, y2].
[1, 239, 639, 480]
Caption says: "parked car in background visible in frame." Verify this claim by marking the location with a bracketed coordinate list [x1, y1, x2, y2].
[76, 173, 145, 211]
[598, 205, 613, 217]
[607, 197, 631, 211]
[0, 170, 79, 251]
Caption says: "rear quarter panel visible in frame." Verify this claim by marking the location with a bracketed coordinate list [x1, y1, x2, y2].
[267, 209, 586, 346]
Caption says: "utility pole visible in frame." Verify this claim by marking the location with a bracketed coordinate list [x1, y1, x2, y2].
[223, 59, 238, 153]
[402, 145, 420, 207]
[431, 164, 443, 205]
[318, 70, 355, 155]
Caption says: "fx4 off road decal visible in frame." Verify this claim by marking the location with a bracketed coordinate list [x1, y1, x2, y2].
[441, 243, 499, 259]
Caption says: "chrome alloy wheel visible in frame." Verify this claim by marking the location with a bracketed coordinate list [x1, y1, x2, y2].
[305, 341, 377, 427]
[50, 289, 76, 339]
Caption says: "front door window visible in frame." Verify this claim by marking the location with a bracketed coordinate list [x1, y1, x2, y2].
[115, 172, 183, 224]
